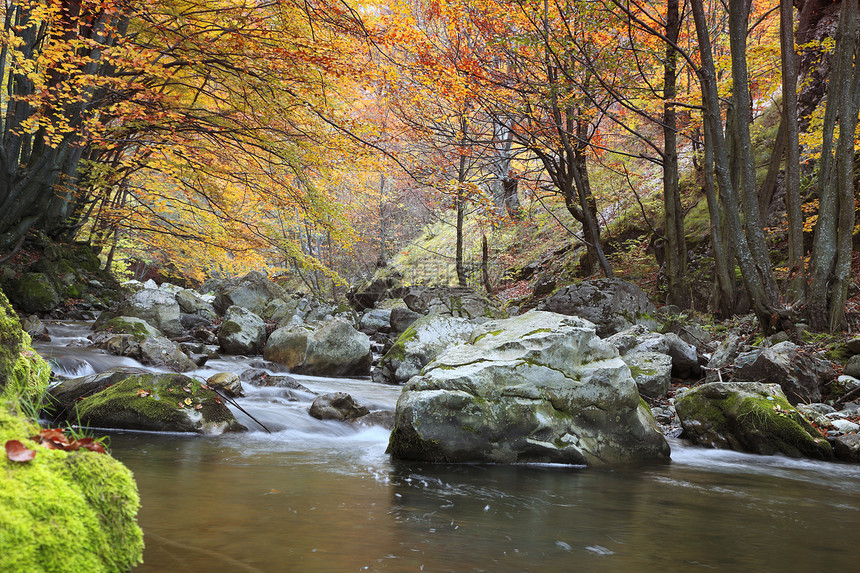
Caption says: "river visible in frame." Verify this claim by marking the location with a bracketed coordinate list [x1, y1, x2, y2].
[34, 322, 860, 572]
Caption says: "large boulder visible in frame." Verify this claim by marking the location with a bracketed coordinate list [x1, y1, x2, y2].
[8, 272, 62, 314]
[402, 286, 503, 319]
[54, 371, 245, 434]
[537, 278, 657, 337]
[175, 288, 217, 321]
[347, 275, 403, 311]
[117, 288, 183, 337]
[264, 318, 372, 376]
[217, 305, 266, 355]
[675, 382, 833, 460]
[387, 311, 670, 466]
[732, 341, 833, 404]
[211, 271, 285, 316]
[374, 314, 475, 385]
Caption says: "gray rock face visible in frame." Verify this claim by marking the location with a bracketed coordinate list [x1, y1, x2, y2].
[623, 352, 672, 399]
[175, 288, 217, 321]
[211, 271, 285, 316]
[94, 316, 162, 339]
[663, 333, 701, 378]
[264, 318, 371, 376]
[118, 288, 183, 337]
[705, 334, 742, 382]
[537, 278, 657, 337]
[733, 341, 833, 404]
[139, 337, 198, 372]
[387, 311, 670, 466]
[390, 307, 421, 333]
[308, 392, 369, 421]
[675, 382, 832, 460]
[403, 286, 502, 319]
[90, 331, 196, 372]
[374, 314, 475, 385]
[218, 305, 266, 355]
[360, 308, 392, 333]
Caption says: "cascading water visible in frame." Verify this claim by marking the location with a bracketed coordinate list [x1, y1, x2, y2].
[33, 321, 860, 572]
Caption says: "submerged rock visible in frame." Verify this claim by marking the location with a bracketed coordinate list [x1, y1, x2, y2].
[675, 381, 832, 460]
[387, 311, 670, 466]
[53, 372, 245, 434]
[308, 392, 369, 421]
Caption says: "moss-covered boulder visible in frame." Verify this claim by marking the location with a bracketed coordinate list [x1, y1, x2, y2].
[675, 382, 833, 460]
[0, 405, 144, 572]
[388, 311, 670, 466]
[373, 314, 475, 385]
[9, 272, 62, 314]
[0, 290, 51, 399]
[60, 372, 245, 434]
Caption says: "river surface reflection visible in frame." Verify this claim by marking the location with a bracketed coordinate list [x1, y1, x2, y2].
[108, 430, 860, 572]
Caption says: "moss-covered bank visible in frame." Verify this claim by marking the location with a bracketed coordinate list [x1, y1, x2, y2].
[0, 287, 144, 572]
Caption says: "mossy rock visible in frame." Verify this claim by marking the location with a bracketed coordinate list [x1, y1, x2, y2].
[9, 273, 62, 314]
[0, 289, 51, 400]
[0, 404, 144, 572]
[72, 372, 246, 434]
[676, 382, 833, 460]
[95, 316, 162, 341]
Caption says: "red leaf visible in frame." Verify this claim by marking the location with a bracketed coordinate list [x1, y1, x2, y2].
[5, 440, 37, 462]
[75, 438, 106, 454]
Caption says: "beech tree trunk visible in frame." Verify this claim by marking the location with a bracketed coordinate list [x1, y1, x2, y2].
[807, 0, 860, 331]
[663, 0, 689, 308]
[692, 0, 788, 333]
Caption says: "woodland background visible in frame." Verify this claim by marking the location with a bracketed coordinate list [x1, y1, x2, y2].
[1, 0, 859, 334]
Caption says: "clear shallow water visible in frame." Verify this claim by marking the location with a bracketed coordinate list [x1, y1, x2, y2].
[35, 321, 860, 572]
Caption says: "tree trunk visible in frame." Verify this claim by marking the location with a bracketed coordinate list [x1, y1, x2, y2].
[692, 0, 786, 333]
[481, 233, 492, 294]
[781, 0, 805, 301]
[663, 0, 689, 308]
[808, 0, 860, 331]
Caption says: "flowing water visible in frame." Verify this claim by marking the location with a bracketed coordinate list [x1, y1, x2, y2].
[34, 322, 860, 572]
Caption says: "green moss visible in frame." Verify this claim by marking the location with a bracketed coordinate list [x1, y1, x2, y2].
[473, 329, 504, 343]
[75, 373, 239, 432]
[677, 385, 832, 459]
[0, 405, 144, 572]
[0, 290, 51, 401]
[628, 365, 657, 379]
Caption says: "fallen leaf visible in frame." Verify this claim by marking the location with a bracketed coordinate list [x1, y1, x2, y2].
[5, 440, 37, 462]
[137, 388, 151, 397]
[178, 402, 185, 408]
[194, 404, 203, 410]
[184, 398, 193, 406]
[75, 438, 107, 454]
